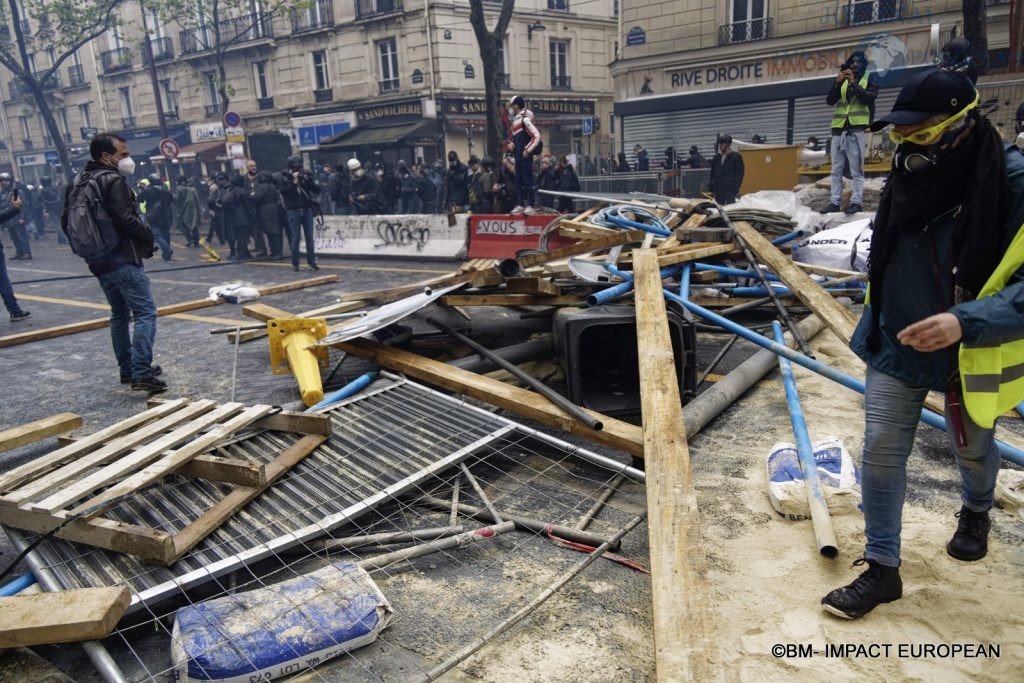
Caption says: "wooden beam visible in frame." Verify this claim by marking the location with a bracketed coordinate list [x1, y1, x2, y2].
[515, 230, 648, 269]
[333, 339, 645, 456]
[241, 302, 294, 322]
[633, 250, 718, 681]
[440, 294, 587, 307]
[174, 455, 266, 488]
[732, 221, 858, 344]
[792, 261, 866, 279]
[250, 410, 332, 436]
[0, 413, 82, 454]
[505, 277, 562, 296]
[0, 275, 339, 349]
[0, 587, 131, 647]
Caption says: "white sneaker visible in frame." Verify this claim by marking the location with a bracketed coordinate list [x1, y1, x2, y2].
[510, 205, 525, 214]
[523, 206, 538, 215]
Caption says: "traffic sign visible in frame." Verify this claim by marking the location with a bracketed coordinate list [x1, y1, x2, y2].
[159, 138, 180, 159]
[223, 111, 241, 128]
[581, 116, 594, 136]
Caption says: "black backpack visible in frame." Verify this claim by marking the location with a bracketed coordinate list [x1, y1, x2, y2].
[64, 171, 119, 261]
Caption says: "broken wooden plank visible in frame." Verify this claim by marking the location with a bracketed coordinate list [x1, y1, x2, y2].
[505, 277, 562, 296]
[175, 455, 266, 488]
[0, 400, 190, 496]
[515, 230, 648, 270]
[653, 242, 734, 267]
[633, 249, 718, 681]
[0, 275, 339, 349]
[145, 400, 332, 437]
[440, 294, 587, 307]
[332, 338, 645, 456]
[0, 587, 131, 648]
[241, 302, 294, 322]
[0, 413, 82, 454]
[170, 434, 327, 561]
[792, 261, 866, 280]
[732, 221, 858, 344]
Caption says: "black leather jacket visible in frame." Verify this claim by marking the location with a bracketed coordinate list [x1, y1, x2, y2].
[61, 161, 154, 272]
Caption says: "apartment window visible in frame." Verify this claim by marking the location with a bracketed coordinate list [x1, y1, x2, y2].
[59, 108, 71, 140]
[160, 79, 177, 115]
[79, 102, 92, 129]
[204, 72, 218, 105]
[253, 61, 270, 98]
[312, 50, 330, 90]
[147, 9, 164, 39]
[46, 47, 56, 67]
[109, 25, 123, 50]
[843, 0, 901, 26]
[18, 114, 30, 141]
[26, 52, 36, 72]
[119, 86, 134, 117]
[71, 50, 82, 67]
[39, 114, 52, 145]
[377, 38, 398, 92]
[726, 0, 768, 42]
[549, 39, 570, 90]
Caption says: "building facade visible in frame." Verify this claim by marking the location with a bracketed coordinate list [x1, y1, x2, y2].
[0, 0, 620, 181]
[612, 0, 1022, 167]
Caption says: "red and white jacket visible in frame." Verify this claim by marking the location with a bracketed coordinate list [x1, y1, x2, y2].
[511, 108, 541, 155]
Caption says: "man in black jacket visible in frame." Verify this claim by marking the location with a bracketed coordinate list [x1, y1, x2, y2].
[0, 191, 28, 321]
[348, 158, 381, 215]
[445, 151, 469, 211]
[62, 133, 165, 392]
[709, 134, 745, 204]
[280, 155, 321, 271]
[138, 174, 174, 261]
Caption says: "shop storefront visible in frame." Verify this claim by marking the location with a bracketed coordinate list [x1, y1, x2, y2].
[318, 99, 441, 168]
[16, 151, 59, 184]
[440, 97, 597, 161]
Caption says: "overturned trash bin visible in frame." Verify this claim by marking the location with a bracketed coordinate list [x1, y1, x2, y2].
[553, 305, 697, 416]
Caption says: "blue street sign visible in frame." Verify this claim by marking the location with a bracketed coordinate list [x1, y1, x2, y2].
[581, 116, 594, 136]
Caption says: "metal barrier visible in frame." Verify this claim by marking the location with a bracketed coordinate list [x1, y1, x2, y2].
[579, 168, 711, 198]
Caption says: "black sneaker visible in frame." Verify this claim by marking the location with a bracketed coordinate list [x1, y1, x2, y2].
[946, 506, 991, 561]
[820, 203, 841, 214]
[121, 364, 162, 384]
[9, 310, 30, 322]
[309, 263, 320, 271]
[131, 376, 168, 393]
[821, 558, 902, 619]
[292, 264, 300, 272]
[844, 203, 863, 215]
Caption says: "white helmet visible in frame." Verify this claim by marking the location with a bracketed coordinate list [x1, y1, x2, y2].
[346, 158, 361, 171]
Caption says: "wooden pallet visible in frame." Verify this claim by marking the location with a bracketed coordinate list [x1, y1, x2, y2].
[0, 400, 330, 565]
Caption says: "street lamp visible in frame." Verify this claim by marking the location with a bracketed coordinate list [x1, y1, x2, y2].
[527, 21, 546, 41]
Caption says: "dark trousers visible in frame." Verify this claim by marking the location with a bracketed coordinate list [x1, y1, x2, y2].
[0, 247, 24, 315]
[287, 208, 316, 267]
[233, 223, 252, 259]
[9, 222, 30, 257]
[206, 213, 225, 244]
[515, 156, 535, 207]
[266, 231, 283, 258]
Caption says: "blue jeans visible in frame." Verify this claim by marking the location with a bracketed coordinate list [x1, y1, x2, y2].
[151, 223, 173, 261]
[0, 247, 24, 315]
[861, 366, 1000, 567]
[97, 265, 158, 380]
[830, 129, 865, 205]
[287, 208, 316, 268]
[515, 155, 536, 207]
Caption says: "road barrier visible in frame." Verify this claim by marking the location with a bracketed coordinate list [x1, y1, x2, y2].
[314, 213, 469, 260]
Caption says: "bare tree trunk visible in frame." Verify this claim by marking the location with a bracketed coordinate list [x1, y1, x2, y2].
[962, 0, 989, 75]
[469, 0, 515, 163]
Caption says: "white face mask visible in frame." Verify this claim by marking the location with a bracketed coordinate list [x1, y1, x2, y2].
[117, 156, 136, 176]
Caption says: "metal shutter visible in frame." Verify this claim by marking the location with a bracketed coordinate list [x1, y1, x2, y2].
[623, 100, 790, 161]
[792, 89, 899, 145]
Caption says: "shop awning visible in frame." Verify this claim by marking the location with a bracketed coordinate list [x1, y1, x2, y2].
[319, 120, 440, 151]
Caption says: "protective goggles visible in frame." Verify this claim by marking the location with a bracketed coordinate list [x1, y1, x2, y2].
[887, 94, 979, 145]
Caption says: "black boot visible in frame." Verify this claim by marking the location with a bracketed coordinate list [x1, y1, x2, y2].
[821, 558, 902, 619]
[946, 506, 991, 561]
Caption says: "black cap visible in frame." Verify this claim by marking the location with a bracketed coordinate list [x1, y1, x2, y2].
[869, 68, 976, 131]
[718, 134, 732, 145]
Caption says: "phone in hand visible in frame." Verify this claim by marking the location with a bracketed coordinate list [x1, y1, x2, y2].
[11, 188, 18, 201]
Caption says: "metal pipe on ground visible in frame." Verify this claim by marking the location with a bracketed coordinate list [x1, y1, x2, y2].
[426, 317, 603, 431]
[421, 513, 647, 681]
[575, 473, 625, 531]
[459, 462, 504, 523]
[292, 526, 466, 552]
[449, 338, 555, 374]
[414, 495, 621, 551]
[356, 522, 515, 572]
[772, 321, 839, 559]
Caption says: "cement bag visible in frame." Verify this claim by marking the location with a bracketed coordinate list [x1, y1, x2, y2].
[995, 469, 1024, 522]
[172, 561, 393, 683]
[792, 219, 872, 273]
[207, 283, 260, 304]
[766, 436, 861, 521]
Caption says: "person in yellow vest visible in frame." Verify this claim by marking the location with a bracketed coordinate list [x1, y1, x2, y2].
[822, 68, 1024, 620]
[822, 51, 878, 215]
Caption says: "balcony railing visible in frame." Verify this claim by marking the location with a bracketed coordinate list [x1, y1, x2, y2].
[21, 138, 33, 149]
[204, 104, 221, 118]
[164, 109, 179, 122]
[258, 96, 274, 110]
[356, 0, 404, 21]
[0, 25, 9, 41]
[292, 0, 334, 33]
[840, 0, 902, 27]
[548, 0, 569, 9]
[121, 115, 136, 129]
[34, 69, 61, 91]
[67, 64, 86, 87]
[718, 17, 773, 45]
[7, 79, 25, 99]
[181, 13, 274, 55]
[18, 19, 29, 35]
[379, 78, 400, 94]
[550, 74, 571, 90]
[100, 47, 133, 73]
[314, 87, 333, 102]
[142, 36, 174, 65]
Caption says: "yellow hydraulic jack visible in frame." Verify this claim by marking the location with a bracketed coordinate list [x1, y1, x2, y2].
[267, 318, 329, 407]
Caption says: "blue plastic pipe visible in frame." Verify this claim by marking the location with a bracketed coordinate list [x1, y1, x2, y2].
[307, 371, 379, 412]
[602, 213, 673, 237]
[726, 285, 859, 298]
[663, 289, 1024, 467]
[693, 263, 782, 282]
[0, 572, 37, 596]
[771, 230, 806, 246]
[679, 262, 692, 300]
[587, 264, 682, 307]
[772, 322, 839, 558]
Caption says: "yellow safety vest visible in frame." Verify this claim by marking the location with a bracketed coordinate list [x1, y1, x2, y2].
[959, 223, 1024, 428]
[831, 74, 871, 129]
